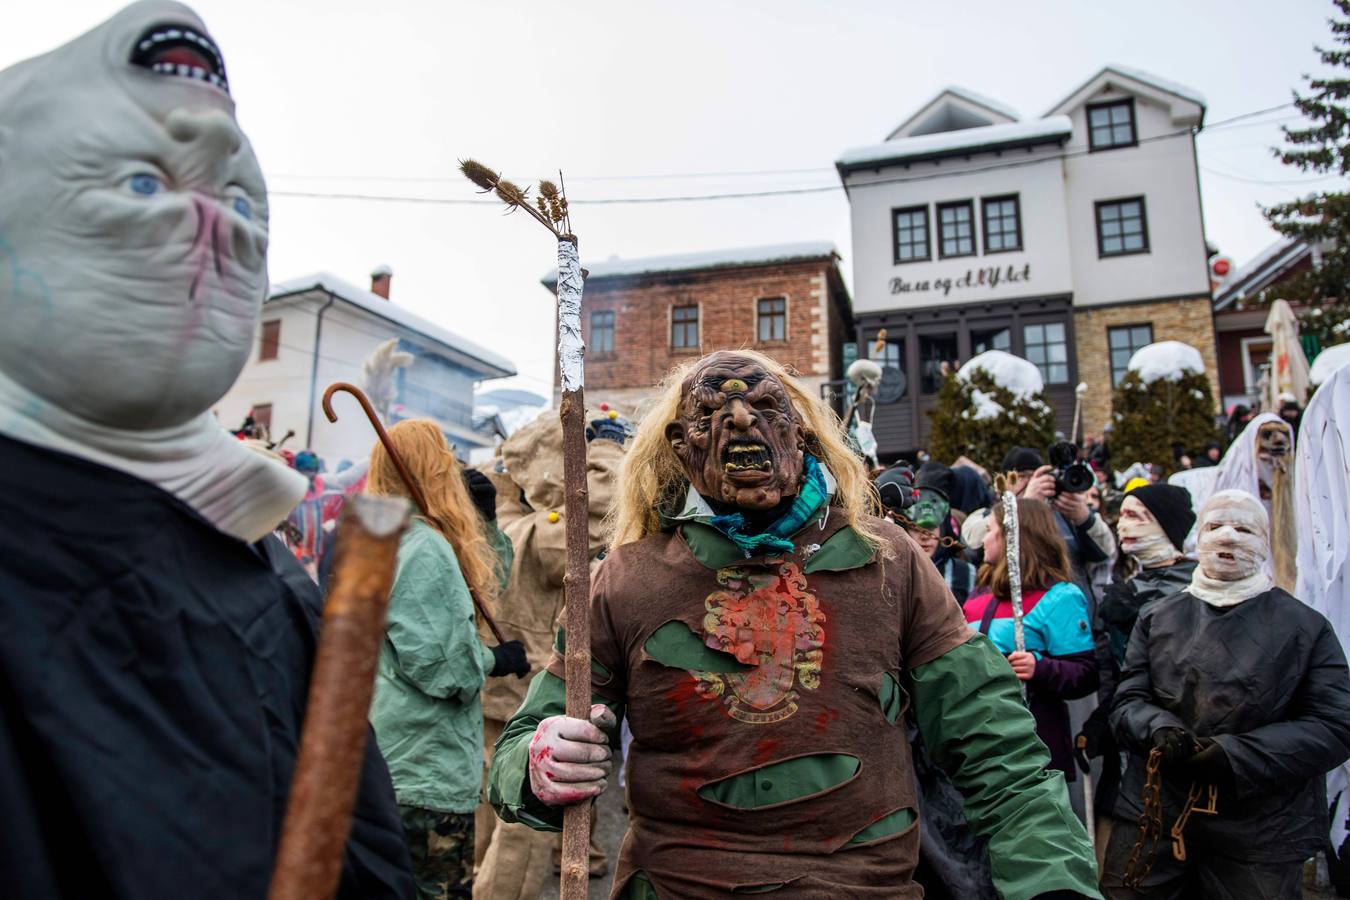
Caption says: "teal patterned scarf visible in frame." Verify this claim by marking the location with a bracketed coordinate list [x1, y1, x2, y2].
[707, 455, 829, 555]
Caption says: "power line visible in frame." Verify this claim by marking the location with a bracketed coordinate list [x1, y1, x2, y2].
[269, 102, 1298, 208]
[1200, 164, 1345, 187]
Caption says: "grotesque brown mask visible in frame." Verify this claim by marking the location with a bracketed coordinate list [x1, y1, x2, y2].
[666, 352, 806, 510]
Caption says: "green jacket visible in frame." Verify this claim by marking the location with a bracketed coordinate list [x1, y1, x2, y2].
[371, 519, 496, 814]
[488, 513, 1101, 900]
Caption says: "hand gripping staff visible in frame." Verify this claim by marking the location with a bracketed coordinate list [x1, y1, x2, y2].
[322, 381, 507, 644]
[458, 160, 594, 900]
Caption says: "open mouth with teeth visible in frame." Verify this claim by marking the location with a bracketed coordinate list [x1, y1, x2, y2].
[130, 22, 229, 94]
[721, 440, 773, 475]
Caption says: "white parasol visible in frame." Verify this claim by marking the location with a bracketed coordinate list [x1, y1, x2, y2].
[1263, 299, 1312, 411]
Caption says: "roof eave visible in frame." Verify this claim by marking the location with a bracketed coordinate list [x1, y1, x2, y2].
[836, 132, 1070, 178]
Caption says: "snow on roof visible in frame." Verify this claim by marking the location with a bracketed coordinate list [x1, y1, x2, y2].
[940, 86, 1021, 122]
[838, 116, 1072, 171]
[541, 241, 839, 284]
[1104, 64, 1207, 109]
[269, 272, 516, 378]
[1311, 342, 1350, 385]
[1214, 237, 1307, 309]
[958, 349, 1044, 401]
[1127, 341, 1205, 384]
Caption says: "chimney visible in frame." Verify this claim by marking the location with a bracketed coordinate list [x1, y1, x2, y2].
[370, 264, 393, 299]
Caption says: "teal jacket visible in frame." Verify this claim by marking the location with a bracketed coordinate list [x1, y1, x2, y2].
[370, 519, 496, 814]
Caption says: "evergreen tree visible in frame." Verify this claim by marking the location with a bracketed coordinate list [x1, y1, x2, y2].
[928, 369, 1055, 473]
[1258, 0, 1350, 345]
[1111, 369, 1222, 477]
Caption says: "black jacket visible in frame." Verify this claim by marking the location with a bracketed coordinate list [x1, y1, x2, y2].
[0, 435, 413, 899]
[1109, 588, 1350, 862]
[1095, 559, 1197, 707]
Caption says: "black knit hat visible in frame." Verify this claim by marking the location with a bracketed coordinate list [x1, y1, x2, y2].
[1128, 484, 1195, 553]
[1002, 446, 1044, 473]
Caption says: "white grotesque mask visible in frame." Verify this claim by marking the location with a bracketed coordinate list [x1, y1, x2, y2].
[0, 1, 304, 541]
[1117, 496, 1177, 569]
[1189, 490, 1273, 607]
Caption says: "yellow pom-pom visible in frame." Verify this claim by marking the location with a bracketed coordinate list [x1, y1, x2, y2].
[608, 409, 619, 420]
[547, 511, 560, 523]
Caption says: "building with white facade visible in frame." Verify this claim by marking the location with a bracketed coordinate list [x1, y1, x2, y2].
[217, 270, 515, 463]
[837, 68, 1219, 456]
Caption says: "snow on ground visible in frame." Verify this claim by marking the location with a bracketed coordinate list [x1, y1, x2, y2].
[1127, 341, 1204, 384]
[958, 349, 1044, 400]
[1311, 342, 1350, 385]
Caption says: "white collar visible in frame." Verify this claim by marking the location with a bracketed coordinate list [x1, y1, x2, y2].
[0, 367, 306, 543]
[1188, 566, 1273, 608]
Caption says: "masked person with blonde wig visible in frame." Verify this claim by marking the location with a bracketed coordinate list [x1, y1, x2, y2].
[1101, 490, 1350, 899]
[366, 420, 530, 899]
[487, 351, 1098, 899]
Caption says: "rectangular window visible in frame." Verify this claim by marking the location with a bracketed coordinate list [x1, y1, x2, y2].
[972, 326, 1011, 355]
[1095, 197, 1149, 257]
[1023, 321, 1070, 385]
[1087, 99, 1137, 151]
[981, 195, 1022, 253]
[1108, 324, 1154, 386]
[671, 305, 699, 350]
[892, 205, 930, 264]
[937, 201, 976, 258]
[590, 309, 615, 354]
[919, 333, 958, 394]
[251, 402, 273, 432]
[867, 337, 907, 400]
[259, 319, 281, 361]
[757, 297, 786, 342]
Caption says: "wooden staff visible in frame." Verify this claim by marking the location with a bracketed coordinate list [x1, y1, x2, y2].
[458, 159, 593, 900]
[268, 494, 412, 900]
[322, 381, 507, 644]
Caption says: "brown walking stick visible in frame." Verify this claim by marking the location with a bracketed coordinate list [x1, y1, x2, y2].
[268, 494, 412, 900]
[322, 381, 507, 644]
[459, 160, 594, 900]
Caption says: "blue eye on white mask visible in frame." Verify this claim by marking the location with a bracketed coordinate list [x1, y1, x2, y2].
[231, 196, 252, 219]
[126, 172, 165, 196]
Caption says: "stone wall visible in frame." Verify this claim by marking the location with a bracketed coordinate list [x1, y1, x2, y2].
[1073, 295, 1219, 439]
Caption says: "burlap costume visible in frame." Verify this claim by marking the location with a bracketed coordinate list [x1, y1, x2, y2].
[473, 414, 624, 899]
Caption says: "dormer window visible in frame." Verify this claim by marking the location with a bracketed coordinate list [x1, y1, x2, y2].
[1087, 99, 1137, 151]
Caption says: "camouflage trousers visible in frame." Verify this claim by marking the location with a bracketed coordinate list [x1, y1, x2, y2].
[399, 806, 475, 900]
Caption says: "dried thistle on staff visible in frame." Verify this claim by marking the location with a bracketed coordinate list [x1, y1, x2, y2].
[458, 158, 572, 239]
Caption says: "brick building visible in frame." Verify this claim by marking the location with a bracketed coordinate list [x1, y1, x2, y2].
[836, 69, 1219, 455]
[542, 243, 854, 410]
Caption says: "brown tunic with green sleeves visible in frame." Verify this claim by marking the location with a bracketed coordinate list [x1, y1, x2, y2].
[544, 510, 973, 898]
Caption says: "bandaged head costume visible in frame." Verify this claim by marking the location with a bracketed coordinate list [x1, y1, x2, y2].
[0, 0, 304, 541]
[1188, 490, 1273, 607]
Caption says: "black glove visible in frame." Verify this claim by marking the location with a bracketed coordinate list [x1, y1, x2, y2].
[1075, 708, 1110, 774]
[1185, 736, 1234, 789]
[489, 640, 530, 678]
[1152, 726, 1199, 765]
[463, 468, 497, 523]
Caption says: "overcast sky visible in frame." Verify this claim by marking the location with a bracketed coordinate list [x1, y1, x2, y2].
[5, 0, 1345, 398]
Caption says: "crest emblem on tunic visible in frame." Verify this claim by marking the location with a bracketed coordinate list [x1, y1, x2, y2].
[693, 562, 826, 724]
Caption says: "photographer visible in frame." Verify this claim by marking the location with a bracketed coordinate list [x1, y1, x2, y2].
[961, 446, 1116, 592]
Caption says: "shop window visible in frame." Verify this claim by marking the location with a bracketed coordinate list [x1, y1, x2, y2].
[590, 310, 615, 354]
[671, 305, 699, 350]
[892, 205, 930, 264]
[919, 333, 958, 394]
[981, 195, 1022, 253]
[251, 403, 272, 432]
[1108, 324, 1153, 386]
[757, 297, 786, 342]
[972, 326, 1011, 355]
[1023, 322, 1069, 385]
[1088, 99, 1137, 151]
[937, 201, 976, 258]
[259, 319, 281, 361]
[869, 337, 905, 369]
[1096, 197, 1149, 257]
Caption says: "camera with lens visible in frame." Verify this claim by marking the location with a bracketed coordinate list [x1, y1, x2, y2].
[1048, 441, 1095, 495]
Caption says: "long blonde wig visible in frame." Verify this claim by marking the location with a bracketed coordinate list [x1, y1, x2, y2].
[609, 349, 885, 552]
[367, 419, 499, 610]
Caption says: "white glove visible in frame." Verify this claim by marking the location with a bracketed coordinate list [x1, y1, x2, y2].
[528, 704, 616, 806]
